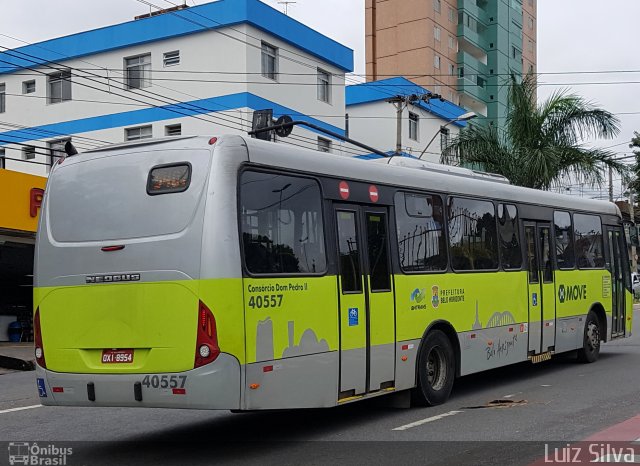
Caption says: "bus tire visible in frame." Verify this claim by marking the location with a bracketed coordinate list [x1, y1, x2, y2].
[577, 311, 601, 363]
[413, 330, 455, 406]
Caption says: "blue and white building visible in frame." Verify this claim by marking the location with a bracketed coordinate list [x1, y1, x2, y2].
[346, 77, 469, 163]
[0, 0, 353, 176]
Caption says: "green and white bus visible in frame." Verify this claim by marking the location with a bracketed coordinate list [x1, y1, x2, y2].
[33, 135, 632, 409]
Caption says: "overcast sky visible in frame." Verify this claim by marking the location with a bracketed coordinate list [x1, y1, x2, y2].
[1, 0, 639, 198]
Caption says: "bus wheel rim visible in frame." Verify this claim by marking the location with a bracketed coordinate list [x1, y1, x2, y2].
[426, 346, 447, 390]
[586, 322, 600, 351]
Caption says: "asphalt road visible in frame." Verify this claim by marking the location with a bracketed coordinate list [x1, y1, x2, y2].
[1, 310, 639, 465]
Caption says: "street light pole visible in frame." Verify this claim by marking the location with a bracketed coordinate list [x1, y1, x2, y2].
[418, 111, 477, 161]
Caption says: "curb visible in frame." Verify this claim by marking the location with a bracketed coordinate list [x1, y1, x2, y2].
[0, 355, 35, 371]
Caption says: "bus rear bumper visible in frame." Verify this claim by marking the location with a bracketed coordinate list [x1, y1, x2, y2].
[35, 353, 241, 410]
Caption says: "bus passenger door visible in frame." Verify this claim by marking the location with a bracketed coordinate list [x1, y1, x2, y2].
[607, 227, 626, 337]
[538, 224, 556, 352]
[525, 223, 543, 355]
[334, 205, 395, 398]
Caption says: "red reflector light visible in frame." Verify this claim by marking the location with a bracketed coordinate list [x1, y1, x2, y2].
[508, 327, 513, 332]
[263, 365, 273, 373]
[208, 137, 218, 145]
[34, 308, 46, 369]
[470, 334, 476, 339]
[194, 300, 220, 368]
[172, 388, 186, 395]
[401, 344, 409, 351]
[52, 387, 64, 393]
[101, 245, 125, 252]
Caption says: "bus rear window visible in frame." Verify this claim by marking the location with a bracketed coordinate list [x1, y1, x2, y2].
[147, 163, 191, 195]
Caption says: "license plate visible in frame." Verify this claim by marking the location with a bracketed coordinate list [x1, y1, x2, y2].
[101, 349, 134, 364]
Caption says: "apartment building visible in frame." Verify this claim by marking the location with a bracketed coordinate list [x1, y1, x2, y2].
[365, 0, 537, 125]
[0, 0, 353, 176]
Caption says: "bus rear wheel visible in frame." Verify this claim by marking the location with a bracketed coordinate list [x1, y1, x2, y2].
[577, 311, 601, 363]
[413, 330, 455, 406]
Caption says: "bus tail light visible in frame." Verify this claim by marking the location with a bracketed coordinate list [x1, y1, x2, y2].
[34, 308, 46, 369]
[194, 300, 220, 368]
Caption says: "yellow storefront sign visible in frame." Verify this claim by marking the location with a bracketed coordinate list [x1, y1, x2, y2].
[0, 169, 47, 233]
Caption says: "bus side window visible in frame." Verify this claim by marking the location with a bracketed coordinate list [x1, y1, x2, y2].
[240, 170, 327, 275]
[497, 203, 522, 270]
[395, 192, 447, 272]
[447, 197, 499, 271]
[574, 213, 605, 269]
[554, 211, 575, 269]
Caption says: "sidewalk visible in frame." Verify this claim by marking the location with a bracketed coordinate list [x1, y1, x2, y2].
[0, 342, 35, 373]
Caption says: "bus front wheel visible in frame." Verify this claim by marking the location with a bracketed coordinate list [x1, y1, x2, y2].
[577, 311, 601, 363]
[413, 330, 455, 406]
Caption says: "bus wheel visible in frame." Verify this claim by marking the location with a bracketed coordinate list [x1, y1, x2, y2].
[413, 330, 455, 406]
[577, 311, 601, 363]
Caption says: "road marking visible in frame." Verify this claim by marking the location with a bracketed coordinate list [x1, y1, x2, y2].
[393, 410, 462, 431]
[503, 394, 515, 398]
[0, 404, 42, 415]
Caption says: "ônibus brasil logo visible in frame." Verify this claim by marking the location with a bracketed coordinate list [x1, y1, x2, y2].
[558, 284, 587, 303]
[8, 442, 73, 465]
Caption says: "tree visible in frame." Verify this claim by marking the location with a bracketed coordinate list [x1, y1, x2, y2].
[628, 131, 640, 194]
[442, 74, 626, 190]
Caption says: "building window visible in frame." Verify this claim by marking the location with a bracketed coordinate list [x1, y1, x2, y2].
[23, 146, 36, 160]
[477, 76, 486, 88]
[409, 112, 419, 141]
[317, 68, 331, 103]
[528, 17, 534, 29]
[434, 54, 441, 69]
[165, 124, 182, 136]
[449, 64, 455, 76]
[125, 53, 151, 89]
[163, 50, 180, 67]
[440, 127, 450, 150]
[528, 63, 534, 74]
[261, 42, 278, 80]
[434, 26, 441, 41]
[48, 138, 69, 169]
[318, 137, 332, 153]
[0, 83, 4, 113]
[512, 46, 522, 60]
[434, 0, 441, 13]
[0, 149, 4, 169]
[528, 40, 534, 53]
[528, 0, 534, 6]
[448, 35, 456, 50]
[125, 125, 152, 141]
[448, 6, 456, 23]
[23, 80, 36, 94]
[47, 70, 72, 104]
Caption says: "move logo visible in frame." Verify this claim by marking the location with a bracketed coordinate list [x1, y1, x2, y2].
[558, 284, 587, 303]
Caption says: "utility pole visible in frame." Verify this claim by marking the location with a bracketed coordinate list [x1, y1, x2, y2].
[388, 92, 441, 156]
[629, 187, 637, 272]
[609, 166, 614, 202]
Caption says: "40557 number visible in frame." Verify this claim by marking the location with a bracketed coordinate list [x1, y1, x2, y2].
[141, 375, 187, 389]
[248, 294, 283, 309]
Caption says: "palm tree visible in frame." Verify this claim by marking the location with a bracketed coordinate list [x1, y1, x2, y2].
[442, 74, 626, 190]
